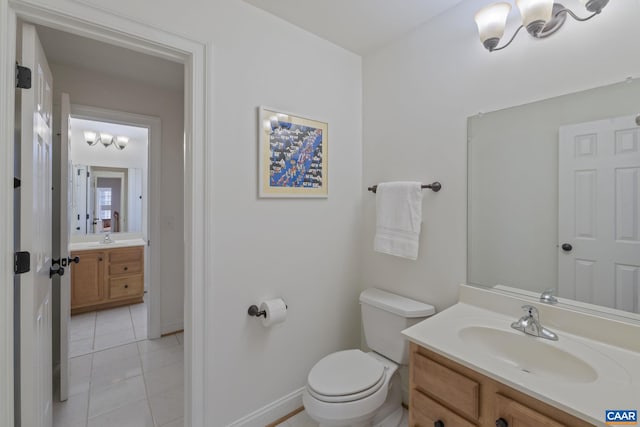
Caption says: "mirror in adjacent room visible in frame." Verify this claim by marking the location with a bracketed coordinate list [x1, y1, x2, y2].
[69, 117, 148, 236]
[467, 78, 640, 318]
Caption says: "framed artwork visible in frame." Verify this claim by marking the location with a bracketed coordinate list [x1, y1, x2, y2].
[258, 106, 328, 198]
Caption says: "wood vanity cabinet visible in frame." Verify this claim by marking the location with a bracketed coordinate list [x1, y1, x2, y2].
[409, 343, 593, 427]
[70, 245, 144, 314]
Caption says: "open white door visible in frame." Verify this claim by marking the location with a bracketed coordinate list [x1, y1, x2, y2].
[559, 115, 640, 312]
[57, 92, 74, 402]
[19, 23, 55, 427]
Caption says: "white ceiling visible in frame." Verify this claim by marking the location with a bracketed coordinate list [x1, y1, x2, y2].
[36, 25, 184, 91]
[242, 0, 467, 55]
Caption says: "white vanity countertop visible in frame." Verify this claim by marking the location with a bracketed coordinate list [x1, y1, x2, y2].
[402, 301, 640, 426]
[69, 238, 146, 251]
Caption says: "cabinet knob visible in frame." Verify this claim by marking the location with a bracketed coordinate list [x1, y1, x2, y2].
[434, 421, 444, 427]
[124, 284, 129, 289]
[98, 257, 103, 261]
[496, 418, 508, 427]
[124, 266, 128, 271]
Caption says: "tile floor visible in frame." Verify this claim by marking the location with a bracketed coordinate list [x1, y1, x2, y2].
[275, 410, 318, 427]
[54, 332, 184, 427]
[70, 303, 148, 357]
[58, 303, 184, 427]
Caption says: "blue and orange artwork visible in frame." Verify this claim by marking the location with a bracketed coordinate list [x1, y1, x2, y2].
[268, 118, 323, 189]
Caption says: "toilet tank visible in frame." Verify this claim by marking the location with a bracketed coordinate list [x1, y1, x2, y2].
[360, 288, 435, 364]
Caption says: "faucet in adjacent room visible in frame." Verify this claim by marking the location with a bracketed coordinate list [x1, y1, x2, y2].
[511, 305, 558, 341]
[102, 232, 114, 244]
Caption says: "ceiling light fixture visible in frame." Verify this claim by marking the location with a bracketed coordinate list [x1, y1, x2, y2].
[474, 0, 609, 52]
[83, 130, 130, 150]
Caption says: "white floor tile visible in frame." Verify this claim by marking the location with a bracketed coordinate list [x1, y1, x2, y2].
[68, 354, 93, 397]
[53, 391, 89, 427]
[70, 337, 95, 358]
[92, 342, 139, 368]
[134, 327, 148, 340]
[94, 328, 136, 351]
[140, 344, 183, 372]
[88, 375, 147, 418]
[144, 361, 184, 397]
[137, 335, 180, 355]
[87, 398, 154, 427]
[91, 354, 142, 389]
[160, 417, 183, 427]
[148, 384, 184, 426]
[94, 318, 134, 336]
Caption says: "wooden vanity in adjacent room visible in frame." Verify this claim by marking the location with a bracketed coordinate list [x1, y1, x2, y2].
[409, 342, 591, 427]
[70, 244, 144, 314]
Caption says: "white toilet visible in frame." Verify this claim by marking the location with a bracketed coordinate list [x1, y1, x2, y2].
[303, 288, 435, 427]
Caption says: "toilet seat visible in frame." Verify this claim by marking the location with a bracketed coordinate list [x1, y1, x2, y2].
[307, 350, 386, 403]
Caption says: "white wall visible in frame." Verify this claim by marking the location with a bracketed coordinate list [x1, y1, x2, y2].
[362, 0, 640, 312]
[29, 0, 363, 424]
[50, 62, 185, 334]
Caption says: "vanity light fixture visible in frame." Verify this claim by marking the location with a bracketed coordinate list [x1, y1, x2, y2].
[83, 130, 130, 150]
[474, 0, 609, 52]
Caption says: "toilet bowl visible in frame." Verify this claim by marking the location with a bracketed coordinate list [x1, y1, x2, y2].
[303, 289, 435, 427]
[302, 351, 403, 427]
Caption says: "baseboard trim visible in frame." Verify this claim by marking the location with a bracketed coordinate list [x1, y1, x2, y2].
[227, 387, 305, 427]
[161, 321, 184, 336]
[265, 406, 304, 427]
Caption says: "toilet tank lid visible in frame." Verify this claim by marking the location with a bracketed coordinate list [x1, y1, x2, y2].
[359, 288, 435, 318]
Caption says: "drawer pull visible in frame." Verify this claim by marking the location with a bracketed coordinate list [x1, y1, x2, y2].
[124, 284, 129, 289]
[434, 421, 445, 427]
[124, 266, 128, 271]
[496, 418, 508, 427]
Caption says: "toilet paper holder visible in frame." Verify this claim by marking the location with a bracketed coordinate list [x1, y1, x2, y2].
[247, 305, 267, 318]
[247, 302, 288, 318]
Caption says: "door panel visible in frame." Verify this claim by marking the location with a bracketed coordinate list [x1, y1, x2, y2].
[19, 23, 54, 427]
[559, 116, 640, 313]
[71, 251, 105, 307]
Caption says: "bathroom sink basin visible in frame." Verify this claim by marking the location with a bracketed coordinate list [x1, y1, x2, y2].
[458, 326, 598, 383]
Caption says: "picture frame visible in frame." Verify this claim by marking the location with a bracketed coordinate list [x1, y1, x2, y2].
[258, 106, 328, 198]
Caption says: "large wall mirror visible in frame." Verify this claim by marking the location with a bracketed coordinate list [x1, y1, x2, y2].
[468, 79, 640, 318]
[69, 116, 148, 237]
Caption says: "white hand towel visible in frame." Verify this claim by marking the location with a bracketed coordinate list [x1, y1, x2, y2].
[374, 182, 423, 260]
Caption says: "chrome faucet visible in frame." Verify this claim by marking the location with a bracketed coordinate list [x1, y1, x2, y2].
[540, 289, 558, 304]
[511, 305, 558, 341]
[102, 233, 114, 244]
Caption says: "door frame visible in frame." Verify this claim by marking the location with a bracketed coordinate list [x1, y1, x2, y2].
[70, 104, 163, 339]
[0, 1, 210, 425]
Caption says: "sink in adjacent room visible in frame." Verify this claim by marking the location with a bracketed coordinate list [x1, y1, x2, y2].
[458, 326, 598, 383]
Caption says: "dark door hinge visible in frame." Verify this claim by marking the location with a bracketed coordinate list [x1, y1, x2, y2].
[14, 251, 30, 274]
[16, 64, 31, 89]
[14, 177, 20, 189]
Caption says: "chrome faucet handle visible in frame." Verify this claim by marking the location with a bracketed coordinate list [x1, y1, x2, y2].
[521, 305, 539, 320]
[540, 289, 558, 304]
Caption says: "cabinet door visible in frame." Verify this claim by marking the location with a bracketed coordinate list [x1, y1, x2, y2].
[71, 251, 105, 308]
[495, 394, 566, 427]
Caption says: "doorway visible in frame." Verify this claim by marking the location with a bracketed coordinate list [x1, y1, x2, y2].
[1, 4, 207, 425]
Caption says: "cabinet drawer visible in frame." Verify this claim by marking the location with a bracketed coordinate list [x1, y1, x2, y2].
[412, 390, 476, 427]
[108, 246, 143, 264]
[109, 275, 143, 299]
[495, 394, 565, 427]
[109, 260, 143, 275]
[413, 353, 479, 420]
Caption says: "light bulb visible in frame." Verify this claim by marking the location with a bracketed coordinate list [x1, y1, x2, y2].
[84, 131, 98, 146]
[100, 133, 113, 147]
[516, 0, 553, 36]
[474, 2, 512, 51]
[115, 136, 129, 150]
